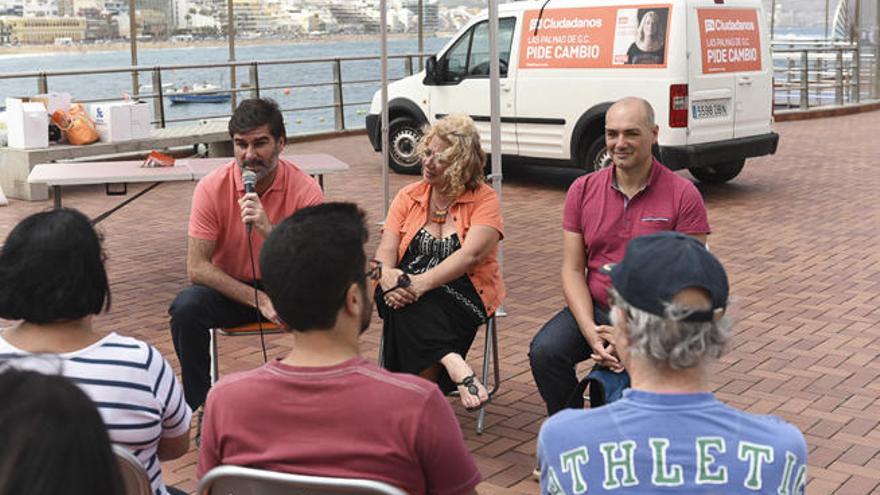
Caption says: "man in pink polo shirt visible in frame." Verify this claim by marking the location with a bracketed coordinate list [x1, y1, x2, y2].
[529, 97, 710, 417]
[169, 98, 323, 412]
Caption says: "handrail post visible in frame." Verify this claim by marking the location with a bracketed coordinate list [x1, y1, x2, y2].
[37, 73, 48, 94]
[404, 56, 413, 76]
[151, 67, 166, 128]
[332, 58, 345, 131]
[800, 50, 809, 109]
[875, 44, 880, 100]
[229, 63, 237, 114]
[786, 57, 794, 107]
[835, 48, 843, 105]
[853, 47, 861, 103]
[249, 63, 259, 99]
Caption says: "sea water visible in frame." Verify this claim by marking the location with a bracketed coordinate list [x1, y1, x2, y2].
[0, 36, 449, 135]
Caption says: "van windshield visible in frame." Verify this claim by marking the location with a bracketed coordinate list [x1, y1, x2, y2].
[440, 17, 515, 81]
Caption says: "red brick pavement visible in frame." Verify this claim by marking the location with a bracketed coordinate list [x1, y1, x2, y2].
[1, 110, 879, 494]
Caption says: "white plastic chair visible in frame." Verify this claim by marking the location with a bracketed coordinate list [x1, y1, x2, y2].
[113, 445, 152, 495]
[198, 465, 407, 495]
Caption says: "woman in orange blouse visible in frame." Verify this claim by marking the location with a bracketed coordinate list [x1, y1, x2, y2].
[375, 114, 505, 410]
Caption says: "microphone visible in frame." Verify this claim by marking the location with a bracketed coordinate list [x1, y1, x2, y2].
[243, 169, 257, 194]
[242, 170, 257, 234]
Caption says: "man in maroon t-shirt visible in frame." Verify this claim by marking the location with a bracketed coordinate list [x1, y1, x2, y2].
[529, 97, 711, 416]
[198, 203, 481, 495]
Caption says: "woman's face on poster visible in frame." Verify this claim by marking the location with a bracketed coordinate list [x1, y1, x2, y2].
[644, 12, 658, 36]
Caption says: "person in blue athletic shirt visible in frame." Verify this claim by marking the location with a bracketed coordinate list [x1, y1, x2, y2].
[537, 231, 807, 494]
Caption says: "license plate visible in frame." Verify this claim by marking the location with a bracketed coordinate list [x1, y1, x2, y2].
[692, 100, 728, 119]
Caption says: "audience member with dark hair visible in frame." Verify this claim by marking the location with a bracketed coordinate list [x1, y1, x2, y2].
[169, 97, 323, 413]
[198, 203, 481, 495]
[0, 208, 192, 495]
[0, 368, 124, 495]
[375, 114, 504, 410]
[537, 232, 807, 494]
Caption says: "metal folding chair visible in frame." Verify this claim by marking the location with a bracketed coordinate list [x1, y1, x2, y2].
[209, 321, 283, 384]
[377, 313, 500, 435]
[198, 465, 407, 495]
[113, 445, 151, 495]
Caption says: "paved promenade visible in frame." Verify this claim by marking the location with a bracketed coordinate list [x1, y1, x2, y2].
[1, 109, 879, 494]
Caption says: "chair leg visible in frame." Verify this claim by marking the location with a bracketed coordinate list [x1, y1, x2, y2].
[377, 329, 385, 367]
[477, 315, 499, 435]
[210, 328, 219, 386]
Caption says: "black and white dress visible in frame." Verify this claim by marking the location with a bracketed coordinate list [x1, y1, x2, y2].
[377, 228, 486, 393]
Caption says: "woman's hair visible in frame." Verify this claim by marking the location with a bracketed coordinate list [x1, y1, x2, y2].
[609, 288, 732, 370]
[417, 114, 486, 197]
[0, 368, 123, 495]
[0, 208, 111, 323]
[637, 11, 662, 48]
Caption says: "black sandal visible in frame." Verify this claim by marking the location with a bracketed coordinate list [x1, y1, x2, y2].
[456, 374, 488, 411]
[457, 373, 480, 397]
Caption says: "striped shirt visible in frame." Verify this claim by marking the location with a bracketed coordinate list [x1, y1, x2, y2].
[0, 332, 192, 495]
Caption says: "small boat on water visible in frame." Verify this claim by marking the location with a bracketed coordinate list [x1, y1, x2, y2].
[168, 83, 231, 104]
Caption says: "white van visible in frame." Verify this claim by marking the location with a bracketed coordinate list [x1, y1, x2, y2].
[366, 0, 778, 183]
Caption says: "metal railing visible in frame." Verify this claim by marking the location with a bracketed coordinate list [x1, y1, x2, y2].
[2, 43, 879, 134]
[0, 52, 428, 132]
[772, 42, 880, 110]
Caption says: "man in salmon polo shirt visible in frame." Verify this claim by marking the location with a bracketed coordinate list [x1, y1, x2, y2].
[529, 97, 711, 417]
[198, 203, 481, 495]
[169, 98, 323, 414]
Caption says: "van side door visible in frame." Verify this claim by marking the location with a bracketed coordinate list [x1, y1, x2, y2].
[428, 17, 518, 156]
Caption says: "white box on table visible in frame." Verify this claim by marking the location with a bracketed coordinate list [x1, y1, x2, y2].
[128, 101, 151, 139]
[89, 101, 152, 142]
[5, 97, 49, 149]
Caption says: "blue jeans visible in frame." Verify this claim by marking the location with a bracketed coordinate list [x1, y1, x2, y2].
[529, 305, 627, 416]
[169, 284, 262, 410]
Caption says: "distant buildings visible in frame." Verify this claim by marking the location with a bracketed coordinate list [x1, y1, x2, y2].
[0, 0, 480, 44]
[0, 15, 86, 42]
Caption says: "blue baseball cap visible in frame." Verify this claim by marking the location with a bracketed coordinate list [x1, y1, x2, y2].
[604, 231, 728, 322]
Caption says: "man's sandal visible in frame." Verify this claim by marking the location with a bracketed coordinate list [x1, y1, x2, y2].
[456, 373, 489, 412]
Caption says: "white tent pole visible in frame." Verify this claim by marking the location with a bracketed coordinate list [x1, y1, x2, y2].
[488, 0, 505, 316]
[381, 0, 390, 218]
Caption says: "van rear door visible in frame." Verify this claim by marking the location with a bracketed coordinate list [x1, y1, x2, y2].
[687, 1, 735, 143]
[688, 1, 769, 141]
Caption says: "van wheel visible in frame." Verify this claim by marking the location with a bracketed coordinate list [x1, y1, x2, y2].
[388, 117, 423, 174]
[688, 160, 745, 184]
[581, 134, 613, 172]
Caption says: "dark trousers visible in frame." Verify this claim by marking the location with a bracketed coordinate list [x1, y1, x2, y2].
[169, 284, 260, 410]
[529, 304, 624, 416]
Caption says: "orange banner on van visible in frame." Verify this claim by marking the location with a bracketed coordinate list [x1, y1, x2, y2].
[697, 8, 762, 73]
[519, 5, 671, 69]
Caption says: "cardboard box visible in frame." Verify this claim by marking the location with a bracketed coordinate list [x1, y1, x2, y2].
[90, 101, 130, 142]
[5, 97, 49, 149]
[89, 101, 151, 142]
[128, 101, 151, 139]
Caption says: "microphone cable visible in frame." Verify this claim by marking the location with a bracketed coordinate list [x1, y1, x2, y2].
[244, 201, 269, 364]
[246, 229, 269, 362]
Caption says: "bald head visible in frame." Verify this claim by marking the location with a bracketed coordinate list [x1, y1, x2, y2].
[609, 97, 655, 128]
